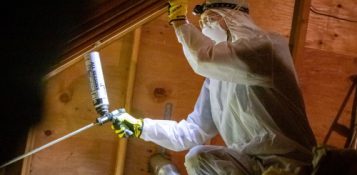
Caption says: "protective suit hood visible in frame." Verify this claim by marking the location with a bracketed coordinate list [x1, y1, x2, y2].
[208, 8, 262, 42]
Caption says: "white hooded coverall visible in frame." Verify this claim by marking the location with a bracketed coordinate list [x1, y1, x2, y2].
[140, 8, 317, 175]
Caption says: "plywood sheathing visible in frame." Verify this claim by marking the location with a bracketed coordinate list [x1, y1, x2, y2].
[300, 0, 357, 146]
[306, 0, 357, 57]
[249, 0, 294, 38]
[299, 48, 357, 147]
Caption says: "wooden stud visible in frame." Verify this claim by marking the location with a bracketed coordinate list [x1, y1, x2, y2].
[114, 28, 142, 175]
[289, 0, 312, 73]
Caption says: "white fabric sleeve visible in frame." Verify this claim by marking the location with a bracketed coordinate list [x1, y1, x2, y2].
[174, 23, 273, 87]
[140, 79, 218, 151]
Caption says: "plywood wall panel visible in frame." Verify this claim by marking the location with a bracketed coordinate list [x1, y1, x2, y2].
[306, 0, 357, 56]
[299, 47, 357, 147]
[25, 33, 134, 175]
[249, 0, 294, 37]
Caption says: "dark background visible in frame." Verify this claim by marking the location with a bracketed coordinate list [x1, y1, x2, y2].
[0, 0, 96, 166]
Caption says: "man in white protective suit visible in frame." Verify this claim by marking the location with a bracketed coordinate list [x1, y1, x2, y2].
[112, 0, 317, 174]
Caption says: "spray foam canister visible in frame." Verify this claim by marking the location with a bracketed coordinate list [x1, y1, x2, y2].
[84, 51, 109, 115]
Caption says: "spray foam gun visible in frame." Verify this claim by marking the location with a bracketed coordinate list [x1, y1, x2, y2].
[0, 51, 131, 169]
[85, 51, 133, 137]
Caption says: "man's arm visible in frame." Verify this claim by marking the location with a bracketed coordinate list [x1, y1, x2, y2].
[168, 0, 273, 86]
[113, 79, 218, 151]
[140, 79, 218, 151]
[174, 23, 274, 87]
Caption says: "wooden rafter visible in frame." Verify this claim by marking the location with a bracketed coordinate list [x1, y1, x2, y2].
[45, 0, 167, 79]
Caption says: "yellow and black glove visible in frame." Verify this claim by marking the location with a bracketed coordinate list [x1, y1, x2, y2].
[111, 113, 143, 138]
[168, 0, 188, 24]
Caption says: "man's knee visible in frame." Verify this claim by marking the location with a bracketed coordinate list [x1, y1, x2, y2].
[184, 145, 261, 175]
[184, 145, 213, 174]
[185, 145, 208, 163]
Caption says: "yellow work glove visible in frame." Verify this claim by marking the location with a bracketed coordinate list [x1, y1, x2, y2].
[111, 113, 143, 138]
[168, 0, 188, 24]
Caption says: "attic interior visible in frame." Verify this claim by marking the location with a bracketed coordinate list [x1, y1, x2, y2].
[1, 0, 357, 175]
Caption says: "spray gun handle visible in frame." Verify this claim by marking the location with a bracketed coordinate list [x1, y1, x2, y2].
[121, 124, 134, 138]
[96, 108, 133, 137]
[112, 119, 134, 138]
[112, 108, 134, 138]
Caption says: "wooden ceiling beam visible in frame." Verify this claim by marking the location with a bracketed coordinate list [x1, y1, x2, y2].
[45, 0, 167, 79]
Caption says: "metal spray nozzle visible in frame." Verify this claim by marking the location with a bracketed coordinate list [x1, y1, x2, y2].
[95, 108, 126, 125]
